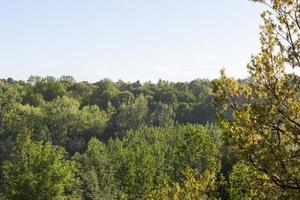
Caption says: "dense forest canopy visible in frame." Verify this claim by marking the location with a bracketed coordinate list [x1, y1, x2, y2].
[0, 76, 224, 199]
[0, 0, 300, 199]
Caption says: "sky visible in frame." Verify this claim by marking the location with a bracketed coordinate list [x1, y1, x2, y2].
[0, 0, 265, 83]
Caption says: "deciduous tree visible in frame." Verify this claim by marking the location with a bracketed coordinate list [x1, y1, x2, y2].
[3, 131, 78, 200]
[213, 0, 300, 196]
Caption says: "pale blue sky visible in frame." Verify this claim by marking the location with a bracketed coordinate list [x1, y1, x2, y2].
[0, 0, 264, 82]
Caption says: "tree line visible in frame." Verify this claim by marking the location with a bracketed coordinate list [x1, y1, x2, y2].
[0, 77, 226, 199]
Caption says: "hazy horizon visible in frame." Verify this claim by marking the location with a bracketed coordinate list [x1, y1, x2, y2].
[0, 0, 264, 82]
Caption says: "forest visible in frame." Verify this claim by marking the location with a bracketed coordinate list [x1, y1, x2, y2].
[0, 0, 300, 199]
[0, 76, 223, 199]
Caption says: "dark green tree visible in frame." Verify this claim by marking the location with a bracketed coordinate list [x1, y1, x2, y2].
[74, 138, 120, 200]
[116, 95, 148, 134]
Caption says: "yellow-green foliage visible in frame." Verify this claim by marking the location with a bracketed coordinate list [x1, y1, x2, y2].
[75, 124, 222, 200]
[214, 0, 300, 197]
[144, 167, 218, 200]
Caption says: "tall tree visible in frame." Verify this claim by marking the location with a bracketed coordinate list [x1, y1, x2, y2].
[213, 0, 300, 196]
[0, 81, 21, 173]
[0, 81, 20, 130]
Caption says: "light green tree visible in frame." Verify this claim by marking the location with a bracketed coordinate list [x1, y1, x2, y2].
[2, 130, 78, 200]
[228, 162, 283, 200]
[43, 96, 110, 153]
[144, 167, 218, 200]
[107, 124, 222, 199]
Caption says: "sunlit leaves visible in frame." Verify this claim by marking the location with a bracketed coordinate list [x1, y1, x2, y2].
[214, 0, 300, 196]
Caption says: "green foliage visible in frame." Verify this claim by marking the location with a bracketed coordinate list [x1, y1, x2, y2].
[214, 0, 300, 197]
[228, 163, 268, 200]
[148, 102, 175, 127]
[144, 167, 218, 200]
[33, 76, 68, 101]
[0, 70, 222, 198]
[20, 76, 216, 130]
[106, 124, 222, 199]
[227, 162, 299, 199]
[43, 96, 110, 153]
[90, 79, 119, 109]
[74, 138, 120, 200]
[69, 82, 93, 105]
[71, 124, 223, 200]
[0, 81, 22, 171]
[2, 131, 78, 200]
[2, 1, 300, 199]
[116, 95, 148, 134]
